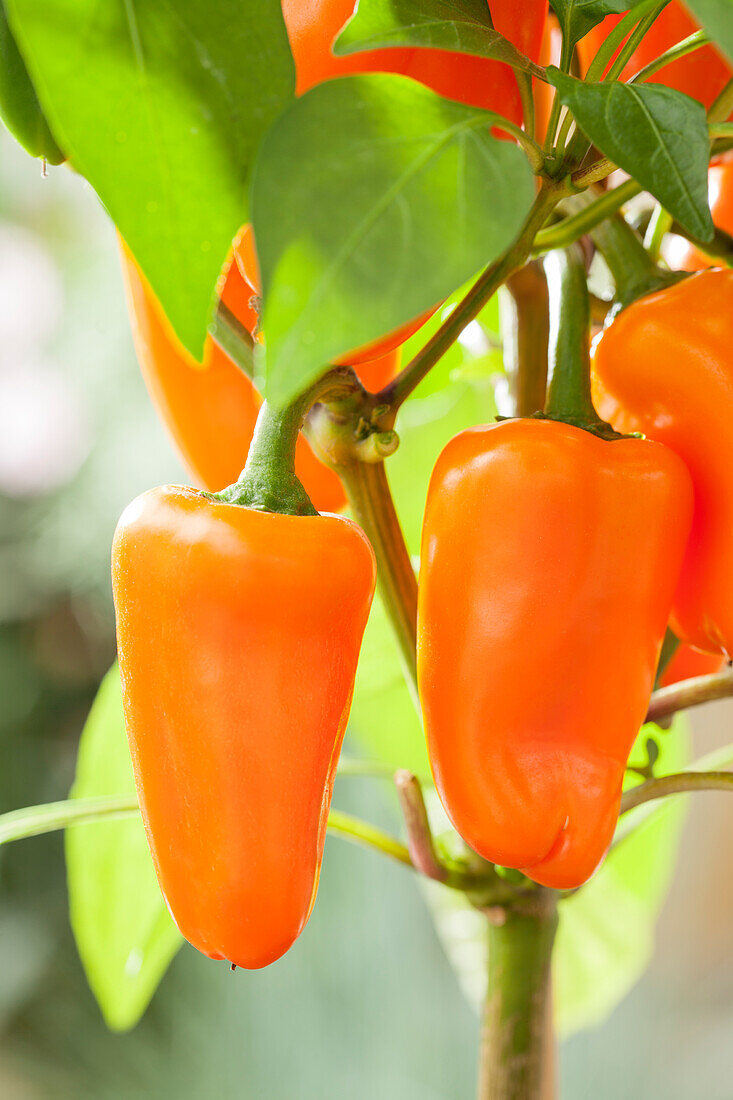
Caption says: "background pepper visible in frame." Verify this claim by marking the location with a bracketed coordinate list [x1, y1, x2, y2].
[592, 269, 733, 657]
[658, 645, 725, 689]
[578, 3, 732, 109]
[283, 0, 548, 120]
[417, 418, 693, 889]
[665, 160, 733, 271]
[119, 240, 397, 508]
[112, 484, 375, 969]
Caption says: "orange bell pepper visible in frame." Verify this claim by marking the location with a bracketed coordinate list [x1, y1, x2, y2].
[665, 160, 733, 272]
[417, 419, 692, 889]
[592, 269, 733, 656]
[112, 485, 375, 968]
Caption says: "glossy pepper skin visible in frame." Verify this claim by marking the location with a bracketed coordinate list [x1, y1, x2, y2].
[658, 645, 725, 689]
[578, 2, 731, 109]
[666, 161, 733, 271]
[592, 270, 733, 657]
[119, 241, 398, 509]
[112, 486, 375, 969]
[417, 419, 692, 890]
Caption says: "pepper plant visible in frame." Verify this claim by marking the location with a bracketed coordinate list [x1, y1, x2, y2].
[2, 1, 733, 1097]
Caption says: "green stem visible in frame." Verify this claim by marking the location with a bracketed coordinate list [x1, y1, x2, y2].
[644, 205, 673, 263]
[533, 179, 643, 253]
[382, 187, 561, 409]
[571, 156, 615, 189]
[630, 29, 708, 84]
[646, 667, 733, 724]
[708, 76, 733, 124]
[516, 70, 536, 143]
[217, 369, 361, 516]
[584, 0, 663, 82]
[604, 2, 668, 84]
[337, 460, 419, 703]
[590, 206, 677, 310]
[499, 261, 549, 417]
[327, 808, 413, 868]
[210, 300, 256, 379]
[654, 627, 680, 688]
[619, 771, 733, 815]
[0, 792, 417, 874]
[0, 794, 139, 844]
[478, 894, 558, 1100]
[543, 246, 611, 435]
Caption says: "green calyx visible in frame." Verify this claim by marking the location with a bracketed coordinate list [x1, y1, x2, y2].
[212, 367, 370, 517]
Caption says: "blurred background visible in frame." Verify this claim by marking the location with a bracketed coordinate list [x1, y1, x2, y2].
[0, 126, 732, 1099]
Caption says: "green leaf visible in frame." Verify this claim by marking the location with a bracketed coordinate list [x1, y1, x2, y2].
[335, 0, 541, 73]
[251, 74, 534, 407]
[549, 70, 714, 240]
[65, 665, 181, 1032]
[0, 2, 63, 162]
[549, 0, 637, 46]
[685, 0, 733, 64]
[422, 717, 690, 1037]
[5, 0, 295, 359]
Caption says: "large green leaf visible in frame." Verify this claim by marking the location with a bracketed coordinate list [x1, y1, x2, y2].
[685, 0, 733, 64]
[335, 0, 541, 73]
[423, 718, 690, 1037]
[251, 74, 534, 406]
[65, 665, 181, 1032]
[0, 2, 63, 162]
[549, 70, 714, 240]
[5, 0, 294, 359]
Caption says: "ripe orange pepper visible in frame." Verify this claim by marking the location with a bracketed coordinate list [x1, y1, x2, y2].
[119, 241, 397, 508]
[658, 644, 725, 688]
[592, 269, 733, 656]
[112, 485, 375, 968]
[665, 160, 733, 271]
[417, 419, 692, 890]
[578, 3, 731, 109]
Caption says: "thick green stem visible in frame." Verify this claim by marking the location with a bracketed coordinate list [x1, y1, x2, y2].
[337, 460, 418, 702]
[543, 246, 613, 435]
[500, 261, 549, 417]
[590, 208, 678, 310]
[478, 894, 558, 1100]
[533, 179, 643, 253]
